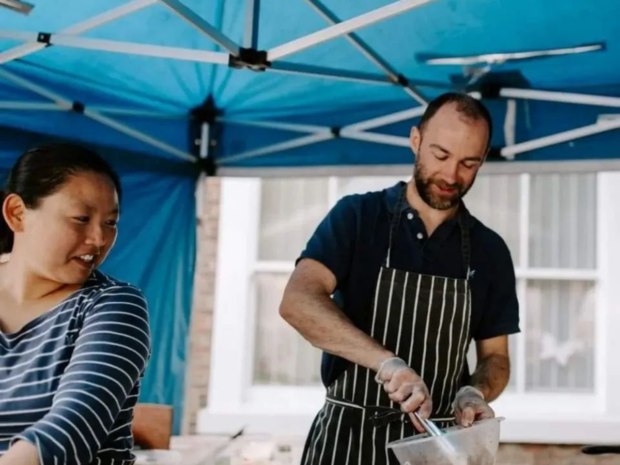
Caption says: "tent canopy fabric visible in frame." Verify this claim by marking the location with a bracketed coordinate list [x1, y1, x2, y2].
[1, 0, 619, 433]
[0, 0, 619, 173]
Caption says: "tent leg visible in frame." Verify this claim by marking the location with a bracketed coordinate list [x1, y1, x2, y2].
[196, 122, 210, 220]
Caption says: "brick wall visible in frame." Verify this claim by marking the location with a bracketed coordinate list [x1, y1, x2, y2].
[181, 177, 220, 434]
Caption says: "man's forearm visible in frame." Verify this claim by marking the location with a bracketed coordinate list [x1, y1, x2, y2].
[280, 289, 394, 372]
[470, 354, 510, 402]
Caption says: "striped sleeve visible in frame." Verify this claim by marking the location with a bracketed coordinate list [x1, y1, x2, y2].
[13, 285, 151, 465]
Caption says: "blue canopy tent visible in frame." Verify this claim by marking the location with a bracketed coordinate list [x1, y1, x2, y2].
[0, 0, 619, 433]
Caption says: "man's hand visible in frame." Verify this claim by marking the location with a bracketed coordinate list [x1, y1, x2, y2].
[375, 357, 432, 432]
[453, 386, 494, 428]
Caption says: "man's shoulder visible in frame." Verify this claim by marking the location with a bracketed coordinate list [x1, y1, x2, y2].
[469, 216, 514, 261]
[336, 182, 401, 213]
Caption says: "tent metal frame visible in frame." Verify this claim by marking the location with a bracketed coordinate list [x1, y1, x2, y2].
[0, 0, 618, 172]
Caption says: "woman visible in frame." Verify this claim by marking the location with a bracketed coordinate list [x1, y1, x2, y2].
[0, 144, 151, 465]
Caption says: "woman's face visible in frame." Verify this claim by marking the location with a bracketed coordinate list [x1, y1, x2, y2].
[19, 171, 119, 285]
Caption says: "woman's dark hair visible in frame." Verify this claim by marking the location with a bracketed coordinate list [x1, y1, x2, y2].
[0, 143, 122, 254]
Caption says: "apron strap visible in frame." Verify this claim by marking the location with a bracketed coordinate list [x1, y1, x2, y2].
[326, 395, 455, 427]
[459, 213, 472, 280]
[385, 184, 407, 268]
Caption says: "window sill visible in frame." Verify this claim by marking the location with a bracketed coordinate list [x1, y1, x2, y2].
[198, 388, 615, 444]
[198, 406, 620, 445]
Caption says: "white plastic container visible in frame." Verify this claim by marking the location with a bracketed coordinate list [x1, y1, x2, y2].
[387, 418, 504, 465]
[133, 449, 183, 465]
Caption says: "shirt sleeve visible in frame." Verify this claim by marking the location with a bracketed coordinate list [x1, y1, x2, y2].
[474, 239, 521, 341]
[13, 285, 151, 465]
[297, 195, 358, 286]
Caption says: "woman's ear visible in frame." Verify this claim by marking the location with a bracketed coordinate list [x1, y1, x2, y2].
[3, 194, 26, 234]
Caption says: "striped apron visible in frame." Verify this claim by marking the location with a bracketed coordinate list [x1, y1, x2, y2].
[301, 185, 472, 465]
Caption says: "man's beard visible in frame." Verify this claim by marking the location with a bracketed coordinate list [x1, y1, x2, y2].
[414, 159, 472, 210]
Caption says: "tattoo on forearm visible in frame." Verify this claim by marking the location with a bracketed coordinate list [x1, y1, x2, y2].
[471, 354, 510, 402]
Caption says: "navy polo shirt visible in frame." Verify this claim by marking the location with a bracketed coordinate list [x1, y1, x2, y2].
[297, 181, 520, 388]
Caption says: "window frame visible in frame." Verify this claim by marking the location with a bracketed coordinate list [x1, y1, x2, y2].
[199, 173, 620, 444]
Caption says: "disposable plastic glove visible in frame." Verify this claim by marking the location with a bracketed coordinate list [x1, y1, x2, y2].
[453, 386, 494, 428]
[375, 357, 432, 432]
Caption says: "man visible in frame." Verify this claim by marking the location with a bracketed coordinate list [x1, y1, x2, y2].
[280, 93, 520, 465]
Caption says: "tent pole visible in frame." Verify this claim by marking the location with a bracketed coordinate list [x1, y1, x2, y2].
[503, 99, 517, 153]
[219, 133, 333, 165]
[268, 62, 393, 85]
[0, 101, 64, 110]
[244, 0, 260, 49]
[501, 119, 620, 158]
[342, 106, 427, 132]
[267, 0, 436, 61]
[85, 110, 196, 161]
[218, 118, 331, 134]
[0, 31, 230, 65]
[0, 101, 185, 118]
[196, 122, 210, 219]
[340, 131, 410, 147]
[303, 0, 426, 104]
[0, 0, 156, 65]
[338, 91, 477, 133]
[268, 62, 453, 89]
[500, 88, 620, 108]
[88, 107, 187, 118]
[0, 67, 194, 162]
[159, 0, 240, 55]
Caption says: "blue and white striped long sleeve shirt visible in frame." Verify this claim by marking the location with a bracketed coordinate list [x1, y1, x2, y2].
[0, 270, 151, 465]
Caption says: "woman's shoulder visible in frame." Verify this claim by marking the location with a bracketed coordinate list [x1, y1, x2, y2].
[84, 270, 143, 294]
[78, 270, 148, 314]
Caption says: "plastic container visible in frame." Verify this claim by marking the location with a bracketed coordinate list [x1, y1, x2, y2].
[133, 449, 183, 465]
[387, 418, 504, 465]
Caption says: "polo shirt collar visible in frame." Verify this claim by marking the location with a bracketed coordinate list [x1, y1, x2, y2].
[384, 181, 475, 228]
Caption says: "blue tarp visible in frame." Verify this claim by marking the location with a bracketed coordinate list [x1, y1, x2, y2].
[0, 126, 199, 434]
[0, 0, 619, 432]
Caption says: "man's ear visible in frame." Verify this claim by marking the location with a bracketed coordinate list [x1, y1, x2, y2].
[410, 126, 421, 156]
[3, 194, 26, 234]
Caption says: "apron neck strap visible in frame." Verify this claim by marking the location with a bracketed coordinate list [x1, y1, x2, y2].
[458, 213, 472, 280]
[385, 184, 407, 268]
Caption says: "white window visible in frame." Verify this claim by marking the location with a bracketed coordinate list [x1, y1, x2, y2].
[200, 172, 620, 444]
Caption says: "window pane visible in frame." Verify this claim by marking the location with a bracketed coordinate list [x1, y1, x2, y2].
[525, 280, 596, 392]
[529, 173, 597, 269]
[465, 174, 521, 266]
[253, 272, 323, 386]
[465, 334, 519, 392]
[259, 178, 329, 261]
[337, 176, 406, 198]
